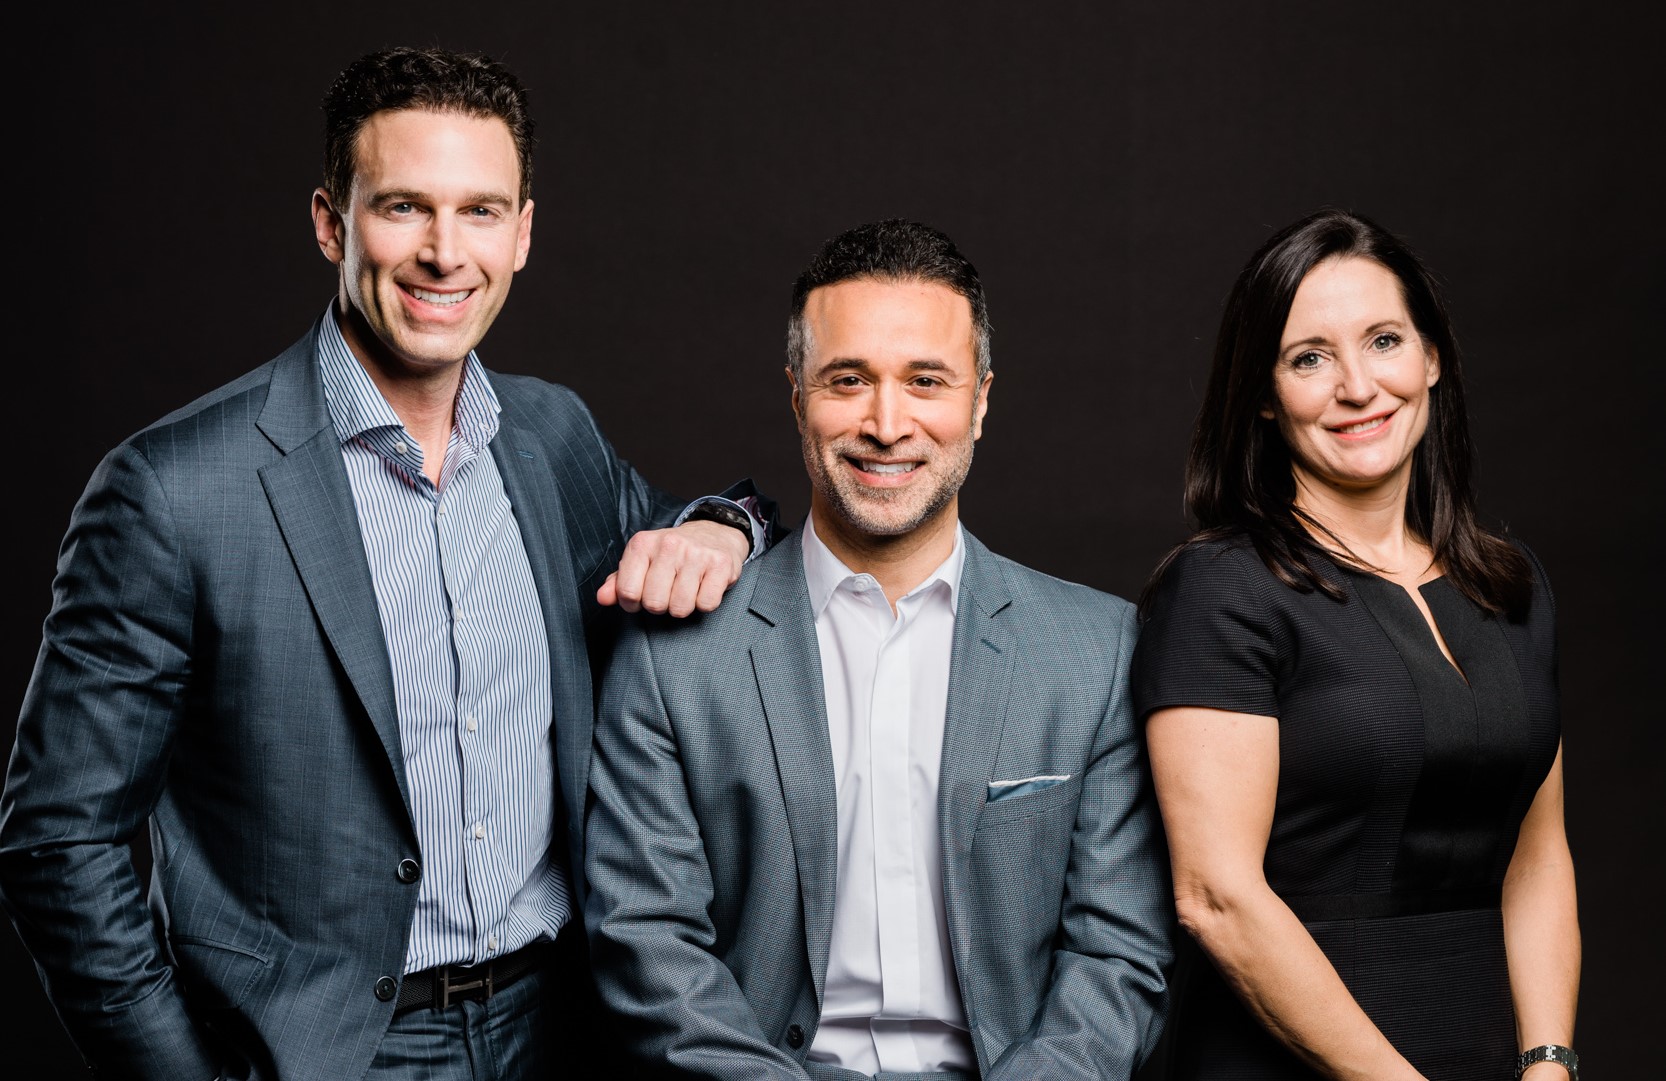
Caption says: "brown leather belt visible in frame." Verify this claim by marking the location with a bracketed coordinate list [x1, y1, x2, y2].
[395, 943, 545, 1013]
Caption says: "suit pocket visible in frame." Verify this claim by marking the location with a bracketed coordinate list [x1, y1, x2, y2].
[967, 777, 1082, 997]
[976, 773, 1083, 827]
[172, 937, 272, 1011]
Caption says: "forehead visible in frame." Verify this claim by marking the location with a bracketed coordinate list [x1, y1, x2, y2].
[350, 108, 521, 198]
[1283, 257, 1409, 338]
[802, 278, 975, 367]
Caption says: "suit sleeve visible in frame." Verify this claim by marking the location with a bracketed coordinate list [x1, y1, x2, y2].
[987, 602, 1174, 1080]
[571, 393, 775, 545]
[584, 617, 809, 1079]
[568, 393, 777, 558]
[582, 406, 686, 538]
[0, 443, 219, 1079]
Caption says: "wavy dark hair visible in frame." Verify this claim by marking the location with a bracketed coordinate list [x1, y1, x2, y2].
[1145, 208, 1530, 619]
[322, 47, 536, 206]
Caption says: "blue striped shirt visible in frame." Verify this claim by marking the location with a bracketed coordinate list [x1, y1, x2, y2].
[317, 312, 568, 974]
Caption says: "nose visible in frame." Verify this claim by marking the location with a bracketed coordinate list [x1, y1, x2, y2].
[861, 382, 916, 446]
[419, 214, 466, 276]
[1334, 352, 1377, 406]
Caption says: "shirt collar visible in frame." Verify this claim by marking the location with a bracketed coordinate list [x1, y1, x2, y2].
[315, 304, 502, 449]
[801, 513, 965, 619]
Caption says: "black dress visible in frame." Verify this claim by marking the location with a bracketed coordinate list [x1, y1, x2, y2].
[1132, 537, 1560, 1081]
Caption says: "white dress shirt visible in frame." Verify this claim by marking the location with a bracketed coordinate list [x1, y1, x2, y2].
[801, 516, 977, 1075]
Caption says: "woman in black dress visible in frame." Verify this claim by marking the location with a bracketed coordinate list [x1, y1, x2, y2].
[1133, 210, 1579, 1080]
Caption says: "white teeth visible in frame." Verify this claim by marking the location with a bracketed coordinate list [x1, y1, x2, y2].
[410, 287, 471, 306]
[859, 460, 916, 475]
[1336, 417, 1386, 434]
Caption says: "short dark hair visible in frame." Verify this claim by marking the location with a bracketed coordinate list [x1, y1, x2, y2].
[787, 219, 991, 381]
[322, 47, 536, 206]
[1149, 207, 1530, 619]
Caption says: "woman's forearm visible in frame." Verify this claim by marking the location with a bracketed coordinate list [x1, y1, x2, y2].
[1180, 881, 1426, 1081]
[1503, 746, 1580, 1071]
[1150, 706, 1427, 1081]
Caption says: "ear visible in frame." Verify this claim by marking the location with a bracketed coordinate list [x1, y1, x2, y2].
[971, 371, 993, 441]
[514, 198, 534, 272]
[1424, 344, 1441, 388]
[311, 188, 346, 265]
[1258, 403, 1277, 420]
[786, 367, 803, 428]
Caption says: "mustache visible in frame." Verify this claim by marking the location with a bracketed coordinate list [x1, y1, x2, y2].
[827, 436, 933, 458]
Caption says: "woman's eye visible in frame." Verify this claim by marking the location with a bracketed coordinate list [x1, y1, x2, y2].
[1290, 351, 1322, 370]
[1371, 332, 1403, 350]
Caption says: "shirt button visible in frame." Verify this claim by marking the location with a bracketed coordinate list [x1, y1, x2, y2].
[396, 858, 421, 884]
[453, 606, 461, 620]
[437, 505, 447, 516]
[487, 934, 498, 952]
[473, 823, 485, 840]
[393, 441, 408, 455]
[786, 1023, 804, 1048]
[375, 976, 398, 1002]
[466, 716, 478, 733]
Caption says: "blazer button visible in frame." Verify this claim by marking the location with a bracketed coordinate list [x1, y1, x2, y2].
[374, 976, 398, 1002]
[397, 858, 421, 884]
[786, 1024, 804, 1049]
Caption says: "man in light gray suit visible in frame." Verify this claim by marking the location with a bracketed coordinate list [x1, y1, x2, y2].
[0, 47, 768, 1081]
[586, 219, 1173, 1079]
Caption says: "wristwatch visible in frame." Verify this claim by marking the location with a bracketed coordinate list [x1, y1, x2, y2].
[1517, 1044, 1578, 1080]
[684, 499, 757, 552]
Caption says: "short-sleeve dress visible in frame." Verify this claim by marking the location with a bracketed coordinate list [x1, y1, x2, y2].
[1131, 536, 1560, 1081]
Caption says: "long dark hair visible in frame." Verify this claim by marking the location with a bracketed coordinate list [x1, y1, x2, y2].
[1145, 208, 1530, 619]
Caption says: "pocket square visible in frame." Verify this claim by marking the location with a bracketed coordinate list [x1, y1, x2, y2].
[986, 774, 1072, 802]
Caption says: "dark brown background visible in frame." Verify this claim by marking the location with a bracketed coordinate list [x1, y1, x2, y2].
[7, 2, 1660, 1075]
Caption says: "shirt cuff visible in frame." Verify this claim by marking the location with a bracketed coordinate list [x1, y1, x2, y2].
[675, 495, 768, 562]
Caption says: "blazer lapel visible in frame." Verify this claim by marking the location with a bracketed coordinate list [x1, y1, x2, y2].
[256, 333, 410, 816]
[488, 412, 587, 823]
[938, 534, 1017, 899]
[746, 533, 839, 1005]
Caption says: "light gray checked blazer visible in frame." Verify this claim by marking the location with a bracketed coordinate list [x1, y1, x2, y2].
[585, 529, 1173, 1080]
[0, 318, 691, 1081]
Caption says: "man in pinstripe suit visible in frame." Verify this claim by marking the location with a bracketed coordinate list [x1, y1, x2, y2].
[586, 220, 1173, 1079]
[0, 48, 767, 1080]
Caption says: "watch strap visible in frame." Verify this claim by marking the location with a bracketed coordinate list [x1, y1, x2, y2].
[1517, 1044, 1578, 1080]
[683, 499, 758, 551]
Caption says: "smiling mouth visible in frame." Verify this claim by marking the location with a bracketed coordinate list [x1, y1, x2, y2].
[407, 286, 473, 307]
[1330, 412, 1393, 435]
[848, 457, 920, 477]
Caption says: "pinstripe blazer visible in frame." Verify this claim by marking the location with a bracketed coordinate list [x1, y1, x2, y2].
[586, 529, 1174, 1079]
[0, 320, 686, 1080]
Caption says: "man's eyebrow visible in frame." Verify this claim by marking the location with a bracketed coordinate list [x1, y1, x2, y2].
[812, 357, 959, 377]
[369, 189, 516, 209]
[368, 189, 426, 205]
[812, 357, 873, 376]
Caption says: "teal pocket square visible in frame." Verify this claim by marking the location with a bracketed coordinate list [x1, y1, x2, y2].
[986, 774, 1072, 802]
